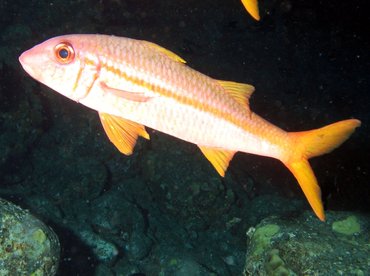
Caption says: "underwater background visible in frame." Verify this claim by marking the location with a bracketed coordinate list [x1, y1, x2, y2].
[0, 0, 369, 275]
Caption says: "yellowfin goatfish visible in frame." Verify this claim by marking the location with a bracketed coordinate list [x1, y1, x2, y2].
[19, 34, 360, 221]
[241, 0, 260, 20]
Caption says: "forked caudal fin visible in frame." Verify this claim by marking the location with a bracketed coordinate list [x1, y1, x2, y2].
[283, 119, 361, 221]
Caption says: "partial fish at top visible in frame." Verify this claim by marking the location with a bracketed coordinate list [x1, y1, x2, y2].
[19, 34, 361, 221]
[241, 0, 260, 20]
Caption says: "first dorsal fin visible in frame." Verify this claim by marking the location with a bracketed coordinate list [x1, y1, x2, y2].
[217, 80, 255, 115]
[198, 146, 236, 177]
[99, 112, 149, 155]
[143, 41, 186, 63]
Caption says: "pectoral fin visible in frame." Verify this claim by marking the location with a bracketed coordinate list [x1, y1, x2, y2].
[198, 146, 236, 177]
[99, 112, 149, 155]
[100, 82, 152, 102]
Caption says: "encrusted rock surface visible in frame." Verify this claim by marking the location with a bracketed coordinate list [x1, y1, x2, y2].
[0, 198, 60, 276]
[244, 211, 370, 275]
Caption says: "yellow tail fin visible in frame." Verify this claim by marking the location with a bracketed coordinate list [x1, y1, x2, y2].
[284, 119, 361, 221]
[241, 0, 260, 21]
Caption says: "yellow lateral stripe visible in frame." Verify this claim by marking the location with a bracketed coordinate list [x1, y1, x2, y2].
[84, 57, 250, 132]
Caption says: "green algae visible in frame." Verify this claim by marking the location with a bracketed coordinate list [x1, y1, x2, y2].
[252, 224, 280, 255]
[265, 249, 291, 276]
[332, 215, 361, 235]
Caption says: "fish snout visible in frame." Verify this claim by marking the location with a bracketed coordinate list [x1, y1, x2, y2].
[19, 50, 37, 77]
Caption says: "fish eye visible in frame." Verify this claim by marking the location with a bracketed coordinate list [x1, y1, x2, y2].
[54, 42, 75, 64]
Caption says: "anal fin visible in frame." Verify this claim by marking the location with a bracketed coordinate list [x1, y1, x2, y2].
[198, 146, 236, 177]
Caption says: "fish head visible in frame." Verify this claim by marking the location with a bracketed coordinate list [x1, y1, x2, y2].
[19, 35, 99, 102]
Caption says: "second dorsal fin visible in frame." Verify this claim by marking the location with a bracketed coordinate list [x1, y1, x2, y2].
[217, 80, 255, 115]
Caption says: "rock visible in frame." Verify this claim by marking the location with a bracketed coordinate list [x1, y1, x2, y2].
[244, 211, 370, 275]
[78, 229, 119, 263]
[125, 231, 153, 261]
[94, 264, 115, 276]
[0, 198, 60, 275]
[141, 134, 248, 230]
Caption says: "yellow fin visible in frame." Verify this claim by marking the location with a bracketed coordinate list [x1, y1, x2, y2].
[284, 159, 325, 221]
[241, 0, 260, 21]
[99, 112, 149, 155]
[284, 119, 361, 221]
[144, 41, 186, 63]
[289, 119, 361, 159]
[217, 80, 254, 114]
[198, 146, 236, 177]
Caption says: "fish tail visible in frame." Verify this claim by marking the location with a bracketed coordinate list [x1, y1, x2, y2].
[283, 119, 361, 221]
[241, 0, 260, 21]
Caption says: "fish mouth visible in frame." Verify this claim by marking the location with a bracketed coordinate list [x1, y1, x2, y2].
[19, 50, 36, 77]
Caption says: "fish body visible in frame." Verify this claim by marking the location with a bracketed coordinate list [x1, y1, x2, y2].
[19, 34, 360, 221]
[19, 35, 284, 158]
